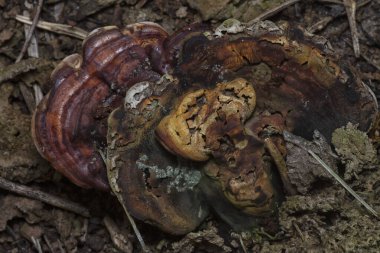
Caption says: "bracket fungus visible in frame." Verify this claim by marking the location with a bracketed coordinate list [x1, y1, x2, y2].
[32, 21, 378, 234]
[32, 23, 170, 190]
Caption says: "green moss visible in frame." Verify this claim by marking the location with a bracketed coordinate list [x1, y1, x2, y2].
[332, 123, 377, 180]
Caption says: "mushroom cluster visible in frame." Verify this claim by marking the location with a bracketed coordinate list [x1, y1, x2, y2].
[32, 21, 378, 234]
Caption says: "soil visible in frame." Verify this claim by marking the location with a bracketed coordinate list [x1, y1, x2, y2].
[1, 0, 380, 252]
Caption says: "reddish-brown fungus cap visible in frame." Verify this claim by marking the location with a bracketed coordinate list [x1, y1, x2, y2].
[32, 23, 169, 190]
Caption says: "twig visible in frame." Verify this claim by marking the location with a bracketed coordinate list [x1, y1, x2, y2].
[315, 0, 369, 6]
[15, 15, 88, 39]
[343, 0, 360, 57]
[362, 72, 380, 81]
[246, 0, 370, 41]
[33, 84, 44, 105]
[6, 225, 28, 252]
[284, 131, 378, 218]
[257, 227, 276, 240]
[292, 221, 305, 241]
[120, 202, 148, 252]
[308, 150, 379, 218]
[246, 0, 301, 25]
[317, 0, 344, 4]
[16, 0, 44, 63]
[307, 0, 370, 33]
[19, 83, 36, 112]
[6, 225, 18, 240]
[43, 234, 54, 253]
[0, 176, 90, 217]
[136, 0, 148, 9]
[361, 50, 380, 71]
[57, 239, 66, 253]
[307, 16, 335, 33]
[57, 239, 65, 253]
[105, 148, 148, 252]
[238, 234, 248, 253]
[31, 237, 43, 253]
[345, 38, 380, 71]
[103, 216, 133, 253]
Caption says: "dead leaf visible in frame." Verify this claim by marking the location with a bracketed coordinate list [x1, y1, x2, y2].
[284, 130, 339, 194]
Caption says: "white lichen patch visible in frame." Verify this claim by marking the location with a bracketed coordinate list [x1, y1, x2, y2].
[124, 81, 152, 109]
[136, 154, 201, 193]
[214, 19, 245, 37]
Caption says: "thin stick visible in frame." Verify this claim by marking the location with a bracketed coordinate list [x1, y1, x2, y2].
[103, 216, 133, 253]
[43, 235, 54, 253]
[103, 150, 148, 252]
[307, 0, 370, 33]
[307, 16, 334, 33]
[292, 222, 305, 241]
[238, 234, 248, 253]
[33, 84, 44, 106]
[345, 39, 380, 70]
[361, 49, 380, 71]
[31, 237, 43, 253]
[6, 225, 18, 240]
[0, 177, 90, 217]
[308, 150, 378, 218]
[343, 0, 360, 57]
[15, 15, 88, 39]
[120, 202, 148, 252]
[16, 0, 44, 63]
[57, 239, 65, 253]
[246, 0, 301, 25]
[318, 0, 344, 4]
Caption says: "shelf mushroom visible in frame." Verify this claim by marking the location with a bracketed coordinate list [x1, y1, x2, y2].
[32, 21, 378, 234]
